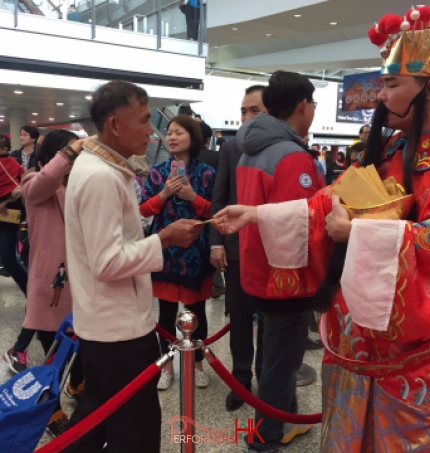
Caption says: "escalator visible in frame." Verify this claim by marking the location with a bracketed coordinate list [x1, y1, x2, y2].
[1, 0, 44, 14]
[145, 107, 175, 166]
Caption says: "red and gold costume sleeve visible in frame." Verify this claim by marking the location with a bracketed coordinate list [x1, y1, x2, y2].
[257, 186, 335, 299]
[370, 197, 430, 343]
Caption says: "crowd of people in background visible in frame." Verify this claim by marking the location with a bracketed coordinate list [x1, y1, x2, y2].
[310, 127, 368, 185]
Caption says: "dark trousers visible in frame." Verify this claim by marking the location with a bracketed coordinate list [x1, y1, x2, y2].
[64, 331, 161, 453]
[0, 228, 27, 295]
[14, 327, 36, 352]
[247, 309, 311, 451]
[0, 228, 33, 354]
[158, 298, 207, 362]
[225, 260, 263, 386]
[212, 269, 224, 289]
[184, 4, 200, 40]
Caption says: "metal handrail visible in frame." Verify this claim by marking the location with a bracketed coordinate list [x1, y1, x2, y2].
[151, 122, 168, 151]
[158, 106, 172, 122]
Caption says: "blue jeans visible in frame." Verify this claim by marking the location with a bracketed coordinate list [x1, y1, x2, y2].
[0, 228, 27, 295]
[246, 309, 311, 451]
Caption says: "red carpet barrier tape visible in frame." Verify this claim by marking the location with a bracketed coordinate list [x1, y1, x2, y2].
[204, 348, 322, 425]
[155, 323, 231, 346]
[35, 362, 162, 452]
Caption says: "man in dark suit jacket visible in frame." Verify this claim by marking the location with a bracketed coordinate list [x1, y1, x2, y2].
[198, 121, 219, 170]
[198, 121, 225, 297]
[210, 85, 266, 411]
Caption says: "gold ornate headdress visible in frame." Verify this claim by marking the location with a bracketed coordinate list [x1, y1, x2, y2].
[368, 6, 430, 76]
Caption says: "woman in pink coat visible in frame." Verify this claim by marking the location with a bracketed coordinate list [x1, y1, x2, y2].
[23, 132, 76, 336]
[11, 130, 84, 437]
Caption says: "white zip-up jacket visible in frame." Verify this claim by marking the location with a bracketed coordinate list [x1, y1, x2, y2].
[65, 147, 163, 342]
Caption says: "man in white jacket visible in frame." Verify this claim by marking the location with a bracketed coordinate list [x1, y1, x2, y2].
[64, 81, 202, 452]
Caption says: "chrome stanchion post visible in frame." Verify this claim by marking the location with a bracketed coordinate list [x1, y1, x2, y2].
[175, 310, 200, 453]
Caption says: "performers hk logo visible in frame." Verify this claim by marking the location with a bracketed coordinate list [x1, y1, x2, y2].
[169, 415, 264, 445]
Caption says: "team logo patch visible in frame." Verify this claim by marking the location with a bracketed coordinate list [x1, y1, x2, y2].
[299, 173, 312, 188]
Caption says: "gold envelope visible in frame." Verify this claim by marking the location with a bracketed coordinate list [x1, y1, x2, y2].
[333, 166, 387, 207]
[345, 194, 415, 220]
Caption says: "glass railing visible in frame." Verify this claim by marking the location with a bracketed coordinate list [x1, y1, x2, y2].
[1, 0, 44, 14]
[2, 0, 207, 55]
[119, 2, 186, 38]
[118, 1, 207, 42]
[0, 0, 16, 12]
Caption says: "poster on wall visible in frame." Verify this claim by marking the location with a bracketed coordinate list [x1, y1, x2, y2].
[336, 83, 375, 124]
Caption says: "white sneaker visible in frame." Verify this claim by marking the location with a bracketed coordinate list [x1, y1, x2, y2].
[157, 371, 173, 390]
[195, 369, 209, 388]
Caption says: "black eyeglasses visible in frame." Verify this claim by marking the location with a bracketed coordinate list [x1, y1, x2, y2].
[312, 101, 317, 108]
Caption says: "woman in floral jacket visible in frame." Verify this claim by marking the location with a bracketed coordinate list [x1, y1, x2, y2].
[140, 115, 216, 390]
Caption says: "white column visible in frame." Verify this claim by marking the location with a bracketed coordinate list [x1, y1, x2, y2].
[9, 108, 27, 151]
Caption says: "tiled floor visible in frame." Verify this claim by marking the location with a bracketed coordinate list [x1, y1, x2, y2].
[0, 275, 323, 452]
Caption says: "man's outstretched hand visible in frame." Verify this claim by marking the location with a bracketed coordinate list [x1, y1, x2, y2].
[213, 205, 258, 235]
[158, 219, 205, 248]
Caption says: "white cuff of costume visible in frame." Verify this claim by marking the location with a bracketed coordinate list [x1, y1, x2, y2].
[340, 218, 406, 331]
[257, 199, 308, 268]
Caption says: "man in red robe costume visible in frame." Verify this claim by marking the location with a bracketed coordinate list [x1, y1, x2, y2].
[214, 5, 430, 451]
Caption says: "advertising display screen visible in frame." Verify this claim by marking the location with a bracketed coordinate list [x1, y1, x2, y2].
[336, 83, 375, 124]
[342, 71, 381, 111]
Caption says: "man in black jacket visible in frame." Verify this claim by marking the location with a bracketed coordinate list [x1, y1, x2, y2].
[198, 121, 219, 171]
[10, 125, 39, 171]
[210, 85, 266, 411]
[198, 121, 225, 298]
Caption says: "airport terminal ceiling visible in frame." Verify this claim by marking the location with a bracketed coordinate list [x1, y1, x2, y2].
[206, 0, 407, 73]
[0, 82, 196, 133]
[0, 0, 405, 131]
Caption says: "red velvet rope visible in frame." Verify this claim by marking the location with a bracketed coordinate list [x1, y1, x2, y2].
[207, 355, 322, 425]
[155, 323, 178, 342]
[155, 323, 231, 346]
[205, 323, 230, 346]
[35, 363, 161, 453]
[35, 329, 319, 452]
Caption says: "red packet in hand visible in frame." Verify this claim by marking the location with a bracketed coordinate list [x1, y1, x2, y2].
[193, 219, 219, 226]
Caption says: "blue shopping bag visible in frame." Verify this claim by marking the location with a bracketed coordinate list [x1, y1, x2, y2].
[0, 320, 78, 453]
